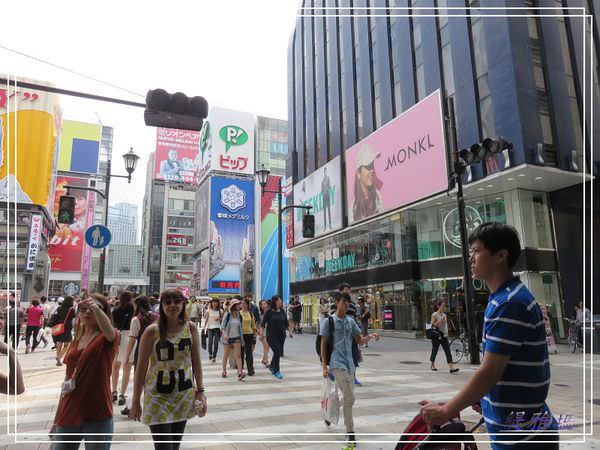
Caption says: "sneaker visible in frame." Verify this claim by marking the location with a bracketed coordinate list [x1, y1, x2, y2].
[354, 377, 362, 386]
[347, 432, 357, 444]
[248, 370, 255, 376]
[274, 371, 283, 379]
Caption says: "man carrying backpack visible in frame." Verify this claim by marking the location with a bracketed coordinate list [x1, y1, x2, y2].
[320, 292, 380, 446]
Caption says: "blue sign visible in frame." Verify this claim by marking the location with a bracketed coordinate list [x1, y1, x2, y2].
[208, 177, 254, 294]
[85, 225, 112, 249]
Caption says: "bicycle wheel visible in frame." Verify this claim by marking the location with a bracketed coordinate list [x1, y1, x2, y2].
[568, 328, 578, 353]
[450, 337, 465, 364]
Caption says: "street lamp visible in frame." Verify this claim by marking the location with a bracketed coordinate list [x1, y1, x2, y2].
[255, 165, 311, 298]
[96, 147, 140, 292]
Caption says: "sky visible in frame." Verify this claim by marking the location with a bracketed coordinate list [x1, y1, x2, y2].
[1, 0, 299, 216]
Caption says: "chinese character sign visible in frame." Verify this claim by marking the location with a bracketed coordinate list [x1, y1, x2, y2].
[208, 176, 254, 294]
[25, 214, 43, 271]
[154, 127, 200, 183]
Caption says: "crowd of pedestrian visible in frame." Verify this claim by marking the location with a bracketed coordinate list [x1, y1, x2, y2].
[0, 222, 565, 449]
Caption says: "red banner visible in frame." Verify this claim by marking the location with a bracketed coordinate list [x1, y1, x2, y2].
[166, 234, 192, 247]
[49, 176, 89, 272]
[154, 128, 200, 183]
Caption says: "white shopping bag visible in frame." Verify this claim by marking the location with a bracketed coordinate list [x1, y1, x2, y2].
[320, 377, 340, 425]
[36, 328, 45, 342]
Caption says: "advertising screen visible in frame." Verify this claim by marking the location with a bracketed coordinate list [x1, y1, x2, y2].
[259, 175, 289, 301]
[57, 120, 101, 174]
[154, 127, 200, 183]
[345, 90, 448, 224]
[194, 179, 210, 252]
[198, 107, 255, 181]
[0, 77, 61, 215]
[48, 176, 90, 272]
[208, 176, 254, 294]
[293, 156, 343, 244]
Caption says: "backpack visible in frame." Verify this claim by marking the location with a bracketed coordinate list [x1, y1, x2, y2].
[315, 316, 335, 365]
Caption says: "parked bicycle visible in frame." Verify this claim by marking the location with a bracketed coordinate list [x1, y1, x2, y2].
[449, 331, 483, 364]
[565, 317, 581, 353]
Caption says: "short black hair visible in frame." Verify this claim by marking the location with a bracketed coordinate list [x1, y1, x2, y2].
[338, 282, 351, 292]
[337, 292, 352, 303]
[468, 222, 521, 269]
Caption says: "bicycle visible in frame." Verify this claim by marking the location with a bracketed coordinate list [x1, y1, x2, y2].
[564, 317, 581, 353]
[449, 331, 484, 364]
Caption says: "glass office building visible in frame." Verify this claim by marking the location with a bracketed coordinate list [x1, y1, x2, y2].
[286, 1, 599, 338]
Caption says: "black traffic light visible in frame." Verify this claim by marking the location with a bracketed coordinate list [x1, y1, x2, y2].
[58, 195, 75, 224]
[144, 89, 209, 131]
[302, 214, 315, 238]
[459, 136, 513, 166]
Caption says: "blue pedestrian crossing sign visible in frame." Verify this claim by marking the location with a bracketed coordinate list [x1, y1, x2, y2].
[85, 225, 112, 249]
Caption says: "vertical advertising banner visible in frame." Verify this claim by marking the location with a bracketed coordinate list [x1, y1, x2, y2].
[48, 176, 90, 272]
[194, 178, 210, 252]
[154, 128, 200, 183]
[81, 191, 96, 289]
[208, 177, 254, 294]
[25, 214, 43, 271]
[293, 156, 343, 245]
[259, 175, 289, 301]
[198, 107, 255, 181]
[345, 90, 448, 225]
[0, 78, 61, 215]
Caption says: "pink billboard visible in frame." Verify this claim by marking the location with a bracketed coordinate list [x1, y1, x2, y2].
[345, 90, 448, 224]
[154, 128, 200, 184]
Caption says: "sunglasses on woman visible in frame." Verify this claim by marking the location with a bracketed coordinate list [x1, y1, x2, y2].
[162, 298, 183, 306]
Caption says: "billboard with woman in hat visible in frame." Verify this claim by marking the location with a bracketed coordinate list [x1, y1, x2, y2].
[345, 90, 448, 225]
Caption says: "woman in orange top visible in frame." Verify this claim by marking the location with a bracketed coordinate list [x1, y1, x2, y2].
[50, 293, 118, 450]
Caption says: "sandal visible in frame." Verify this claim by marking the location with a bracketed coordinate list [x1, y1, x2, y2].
[112, 391, 118, 402]
[221, 371, 227, 378]
[56, 358, 63, 367]
[118, 394, 127, 406]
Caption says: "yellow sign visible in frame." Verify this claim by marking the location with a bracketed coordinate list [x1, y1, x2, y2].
[0, 77, 61, 215]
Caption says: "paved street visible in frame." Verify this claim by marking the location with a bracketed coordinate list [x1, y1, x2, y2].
[1, 333, 599, 449]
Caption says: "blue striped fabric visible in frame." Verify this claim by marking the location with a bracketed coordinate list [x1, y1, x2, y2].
[481, 276, 558, 449]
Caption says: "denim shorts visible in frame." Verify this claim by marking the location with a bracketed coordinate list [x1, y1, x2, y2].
[225, 336, 241, 345]
[52, 416, 113, 450]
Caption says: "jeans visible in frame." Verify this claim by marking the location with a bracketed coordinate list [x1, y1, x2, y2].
[241, 334, 254, 373]
[149, 420, 187, 450]
[267, 335, 284, 373]
[52, 417, 113, 450]
[25, 325, 41, 350]
[430, 336, 453, 364]
[3, 324, 19, 350]
[207, 328, 220, 359]
[332, 368, 355, 432]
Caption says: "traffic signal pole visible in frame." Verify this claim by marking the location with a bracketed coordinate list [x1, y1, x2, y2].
[447, 97, 480, 365]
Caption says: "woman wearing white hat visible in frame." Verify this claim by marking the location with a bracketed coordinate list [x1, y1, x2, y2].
[351, 144, 383, 223]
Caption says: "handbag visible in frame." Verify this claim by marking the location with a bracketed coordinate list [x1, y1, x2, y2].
[201, 330, 207, 350]
[51, 308, 72, 336]
[426, 326, 443, 341]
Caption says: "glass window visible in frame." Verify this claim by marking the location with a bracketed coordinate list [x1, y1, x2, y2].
[479, 95, 496, 138]
[518, 190, 553, 249]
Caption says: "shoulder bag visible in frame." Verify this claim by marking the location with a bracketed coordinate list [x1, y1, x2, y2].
[51, 308, 72, 336]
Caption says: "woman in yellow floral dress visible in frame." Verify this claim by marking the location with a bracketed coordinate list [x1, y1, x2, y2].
[129, 289, 207, 450]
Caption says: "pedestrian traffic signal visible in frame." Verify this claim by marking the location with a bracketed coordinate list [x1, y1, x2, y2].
[57, 195, 75, 224]
[459, 137, 513, 166]
[144, 89, 209, 131]
[302, 214, 315, 238]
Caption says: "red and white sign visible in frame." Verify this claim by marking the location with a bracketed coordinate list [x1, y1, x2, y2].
[154, 128, 200, 184]
[166, 233, 192, 247]
[25, 214, 42, 271]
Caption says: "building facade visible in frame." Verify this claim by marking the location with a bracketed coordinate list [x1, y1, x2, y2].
[105, 244, 148, 295]
[107, 202, 138, 245]
[287, 2, 599, 338]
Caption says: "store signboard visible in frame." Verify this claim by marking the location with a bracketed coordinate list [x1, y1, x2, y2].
[25, 214, 42, 271]
[166, 233, 192, 247]
[345, 90, 448, 224]
[194, 179, 210, 252]
[154, 128, 200, 183]
[208, 176, 254, 294]
[293, 156, 343, 244]
[198, 107, 255, 181]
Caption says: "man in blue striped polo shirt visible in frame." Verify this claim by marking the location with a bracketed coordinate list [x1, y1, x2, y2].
[420, 222, 558, 449]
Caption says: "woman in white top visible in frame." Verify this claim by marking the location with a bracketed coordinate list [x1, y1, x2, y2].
[429, 300, 458, 373]
[219, 299, 245, 381]
[203, 298, 222, 363]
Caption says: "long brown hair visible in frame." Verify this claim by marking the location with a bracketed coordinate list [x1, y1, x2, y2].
[158, 289, 188, 343]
